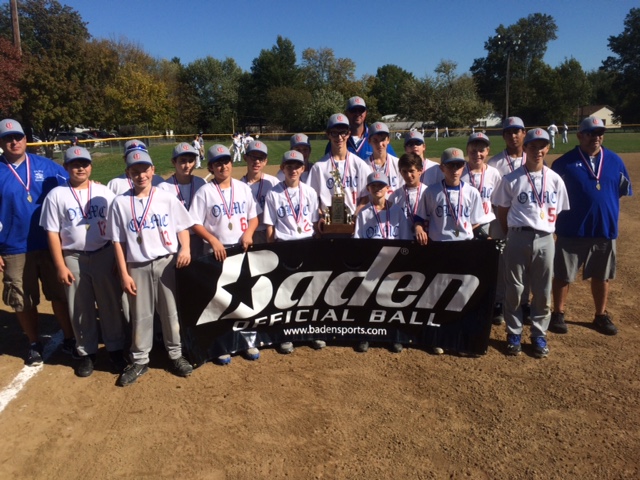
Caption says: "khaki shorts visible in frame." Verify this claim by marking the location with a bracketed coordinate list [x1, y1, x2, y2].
[2, 250, 66, 311]
[553, 237, 616, 282]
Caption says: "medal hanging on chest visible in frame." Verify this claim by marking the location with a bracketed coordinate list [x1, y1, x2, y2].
[214, 180, 235, 231]
[5, 155, 33, 203]
[524, 166, 547, 221]
[69, 181, 93, 231]
[130, 187, 155, 246]
[442, 181, 464, 238]
[284, 182, 305, 235]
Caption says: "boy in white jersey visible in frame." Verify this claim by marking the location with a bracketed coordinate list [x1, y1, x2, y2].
[487, 117, 530, 325]
[307, 114, 370, 225]
[158, 142, 207, 256]
[264, 150, 322, 354]
[276, 134, 312, 183]
[404, 130, 443, 187]
[353, 171, 406, 354]
[388, 152, 429, 245]
[415, 148, 486, 243]
[494, 128, 570, 358]
[241, 140, 279, 244]
[108, 150, 195, 386]
[40, 147, 127, 377]
[365, 122, 403, 197]
[461, 133, 501, 240]
[190, 145, 260, 364]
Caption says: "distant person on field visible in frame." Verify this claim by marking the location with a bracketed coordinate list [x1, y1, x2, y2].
[547, 123, 558, 149]
[562, 123, 569, 144]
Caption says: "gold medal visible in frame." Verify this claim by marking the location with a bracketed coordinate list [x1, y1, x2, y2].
[228, 222, 233, 231]
[136, 236, 142, 245]
[297, 226, 302, 234]
[27, 194, 32, 203]
[540, 211, 545, 220]
[85, 224, 90, 231]
[596, 182, 601, 190]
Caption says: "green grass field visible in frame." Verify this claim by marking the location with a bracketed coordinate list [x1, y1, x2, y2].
[32, 131, 639, 185]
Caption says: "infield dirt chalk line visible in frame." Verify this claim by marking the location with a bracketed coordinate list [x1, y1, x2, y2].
[0, 331, 63, 414]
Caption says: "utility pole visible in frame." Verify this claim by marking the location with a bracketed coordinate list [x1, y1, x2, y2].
[497, 33, 521, 119]
[10, 0, 22, 56]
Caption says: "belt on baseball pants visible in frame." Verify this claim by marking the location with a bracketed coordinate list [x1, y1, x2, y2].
[65, 243, 112, 256]
[509, 227, 551, 236]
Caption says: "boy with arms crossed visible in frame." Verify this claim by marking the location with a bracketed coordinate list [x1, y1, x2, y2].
[494, 129, 570, 358]
[108, 150, 194, 386]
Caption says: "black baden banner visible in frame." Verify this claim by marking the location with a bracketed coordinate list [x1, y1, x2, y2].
[177, 239, 500, 365]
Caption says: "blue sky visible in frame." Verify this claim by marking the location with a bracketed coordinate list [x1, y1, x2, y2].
[59, 0, 634, 78]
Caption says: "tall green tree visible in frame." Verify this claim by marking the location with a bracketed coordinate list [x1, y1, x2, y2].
[369, 64, 414, 116]
[180, 56, 242, 133]
[602, 7, 640, 123]
[470, 13, 558, 119]
[301, 47, 357, 97]
[0, 0, 90, 142]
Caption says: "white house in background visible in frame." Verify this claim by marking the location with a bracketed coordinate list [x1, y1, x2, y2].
[575, 105, 620, 129]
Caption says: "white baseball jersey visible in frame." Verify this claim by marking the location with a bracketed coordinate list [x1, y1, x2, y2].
[241, 173, 279, 232]
[190, 178, 259, 246]
[40, 182, 115, 251]
[364, 154, 404, 197]
[277, 169, 309, 184]
[461, 164, 502, 223]
[420, 159, 444, 186]
[493, 166, 570, 233]
[488, 151, 526, 177]
[157, 175, 207, 211]
[306, 152, 369, 215]
[418, 181, 485, 241]
[263, 182, 320, 241]
[108, 187, 195, 263]
[107, 173, 165, 196]
[354, 202, 411, 240]
[388, 183, 429, 236]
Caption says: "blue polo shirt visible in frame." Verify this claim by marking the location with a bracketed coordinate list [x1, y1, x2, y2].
[551, 146, 632, 239]
[0, 153, 68, 254]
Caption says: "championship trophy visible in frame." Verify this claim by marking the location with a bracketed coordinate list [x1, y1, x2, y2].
[321, 168, 355, 236]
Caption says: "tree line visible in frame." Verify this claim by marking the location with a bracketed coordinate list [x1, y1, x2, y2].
[1, 1, 638, 142]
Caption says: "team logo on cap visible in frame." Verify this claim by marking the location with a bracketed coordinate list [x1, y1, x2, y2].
[374, 173, 381, 179]
[509, 118, 516, 125]
[5, 122, 13, 129]
[291, 151, 299, 158]
[295, 135, 303, 142]
[255, 142, 262, 148]
[74, 148, 81, 155]
[338, 115, 345, 122]
[355, 98, 363, 104]
[410, 132, 417, 138]
[593, 118, 601, 125]
[453, 149, 461, 157]
[217, 147, 225, 153]
[182, 144, 189, 151]
[535, 129, 543, 136]
[134, 153, 141, 160]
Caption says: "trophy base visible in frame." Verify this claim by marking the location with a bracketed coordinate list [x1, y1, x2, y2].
[321, 223, 355, 237]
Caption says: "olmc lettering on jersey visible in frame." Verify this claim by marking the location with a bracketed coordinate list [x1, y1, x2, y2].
[177, 239, 500, 364]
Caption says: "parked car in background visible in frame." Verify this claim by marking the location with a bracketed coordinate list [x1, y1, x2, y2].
[87, 129, 117, 139]
[55, 132, 102, 148]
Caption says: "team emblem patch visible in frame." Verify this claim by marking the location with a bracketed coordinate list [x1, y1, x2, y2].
[74, 148, 81, 155]
[6, 122, 13, 129]
[134, 153, 141, 160]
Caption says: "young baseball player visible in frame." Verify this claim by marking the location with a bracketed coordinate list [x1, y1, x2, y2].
[388, 152, 429, 245]
[157, 142, 207, 256]
[365, 122, 403, 197]
[493, 128, 570, 358]
[241, 140, 279, 245]
[192, 134, 202, 169]
[107, 139, 165, 195]
[403, 131, 443, 187]
[488, 117, 530, 325]
[276, 133, 312, 183]
[40, 147, 127, 377]
[307, 113, 370, 223]
[461, 133, 501, 239]
[108, 149, 194, 386]
[415, 148, 486, 243]
[263, 150, 321, 354]
[190, 144, 260, 364]
[353, 171, 408, 354]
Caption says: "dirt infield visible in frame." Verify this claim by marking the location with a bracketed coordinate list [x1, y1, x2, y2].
[1, 154, 639, 479]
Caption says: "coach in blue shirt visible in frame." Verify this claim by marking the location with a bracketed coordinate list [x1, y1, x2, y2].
[550, 116, 632, 336]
